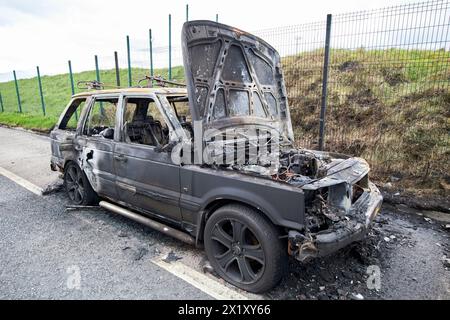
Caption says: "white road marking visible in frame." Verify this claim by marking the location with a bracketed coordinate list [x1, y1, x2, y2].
[152, 258, 252, 300]
[0, 166, 43, 196]
[0, 166, 257, 300]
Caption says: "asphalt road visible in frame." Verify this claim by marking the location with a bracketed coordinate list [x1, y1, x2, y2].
[0, 126, 449, 300]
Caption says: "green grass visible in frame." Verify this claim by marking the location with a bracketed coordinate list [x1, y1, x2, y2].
[0, 66, 185, 131]
[282, 48, 450, 191]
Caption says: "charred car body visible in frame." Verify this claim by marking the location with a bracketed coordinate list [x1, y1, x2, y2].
[50, 21, 382, 293]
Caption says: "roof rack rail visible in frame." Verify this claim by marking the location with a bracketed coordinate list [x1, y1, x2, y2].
[77, 80, 121, 90]
[137, 75, 186, 88]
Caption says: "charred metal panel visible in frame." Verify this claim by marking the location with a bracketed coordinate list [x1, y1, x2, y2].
[179, 164, 305, 230]
[77, 136, 117, 198]
[114, 142, 182, 221]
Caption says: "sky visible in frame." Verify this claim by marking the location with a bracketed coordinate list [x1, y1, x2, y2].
[0, 0, 418, 81]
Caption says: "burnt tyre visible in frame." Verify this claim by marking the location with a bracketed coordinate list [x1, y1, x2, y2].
[64, 162, 98, 205]
[204, 204, 287, 293]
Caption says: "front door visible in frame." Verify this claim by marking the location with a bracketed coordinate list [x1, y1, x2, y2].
[113, 94, 182, 223]
[77, 95, 119, 199]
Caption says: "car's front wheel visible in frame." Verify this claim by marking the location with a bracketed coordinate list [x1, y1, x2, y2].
[64, 162, 98, 205]
[204, 204, 287, 293]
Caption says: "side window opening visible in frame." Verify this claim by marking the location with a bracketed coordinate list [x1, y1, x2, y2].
[58, 98, 87, 130]
[167, 96, 193, 140]
[123, 97, 170, 147]
[83, 98, 118, 138]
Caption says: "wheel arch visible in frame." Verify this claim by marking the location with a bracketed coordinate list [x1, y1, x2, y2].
[63, 159, 77, 171]
[63, 159, 97, 193]
[195, 198, 283, 244]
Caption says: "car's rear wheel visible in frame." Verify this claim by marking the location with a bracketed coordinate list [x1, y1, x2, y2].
[204, 204, 287, 293]
[64, 162, 98, 205]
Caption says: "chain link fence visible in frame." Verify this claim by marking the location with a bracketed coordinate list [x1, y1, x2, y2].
[256, 0, 450, 187]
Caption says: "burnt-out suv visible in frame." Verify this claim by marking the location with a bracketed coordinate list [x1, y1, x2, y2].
[50, 21, 382, 293]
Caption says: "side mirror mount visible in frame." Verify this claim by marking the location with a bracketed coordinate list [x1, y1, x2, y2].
[155, 140, 178, 153]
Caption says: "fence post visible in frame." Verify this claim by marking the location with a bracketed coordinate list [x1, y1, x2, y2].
[95, 55, 104, 114]
[95, 55, 101, 82]
[149, 29, 154, 77]
[13, 70, 22, 113]
[114, 51, 120, 87]
[168, 14, 172, 80]
[216, 14, 218, 23]
[127, 35, 132, 87]
[68, 60, 75, 95]
[186, 4, 189, 21]
[36, 66, 46, 116]
[68, 60, 78, 120]
[0, 91, 4, 112]
[318, 14, 332, 151]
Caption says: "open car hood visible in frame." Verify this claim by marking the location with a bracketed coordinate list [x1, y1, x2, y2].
[182, 20, 294, 142]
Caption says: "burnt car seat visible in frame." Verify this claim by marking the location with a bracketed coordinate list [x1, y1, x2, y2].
[143, 115, 169, 146]
[125, 111, 149, 144]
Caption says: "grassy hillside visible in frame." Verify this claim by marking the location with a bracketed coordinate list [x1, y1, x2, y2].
[282, 48, 450, 192]
[0, 66, 184, 131]
[0, 49, 448, 192]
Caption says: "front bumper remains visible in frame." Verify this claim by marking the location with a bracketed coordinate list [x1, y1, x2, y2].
[289, 182, 383, 262]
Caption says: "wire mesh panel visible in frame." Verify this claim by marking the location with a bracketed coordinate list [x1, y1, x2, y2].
[256, 22, 327, 149]
[325, 0, 450, 183]
[256, 0, 449, 186]
[0, 72, 15, 113]
[0, 68, 39, 114]
[146, 45, 184, 81]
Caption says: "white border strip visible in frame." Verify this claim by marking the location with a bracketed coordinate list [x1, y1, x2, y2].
[152, 258, 250, 300]
[0, 167, 43, 196]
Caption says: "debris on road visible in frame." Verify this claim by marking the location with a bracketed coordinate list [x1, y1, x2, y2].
[41, 180, 64, 195]
[202, 260, 214, 274]
[133, 247, 149, 261]
[351, 293, 364, 300]
[162, 250, 182, 263]
[442, 258, 450, 268]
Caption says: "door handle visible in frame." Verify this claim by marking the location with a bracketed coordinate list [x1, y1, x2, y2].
[114, 154, 128, 162]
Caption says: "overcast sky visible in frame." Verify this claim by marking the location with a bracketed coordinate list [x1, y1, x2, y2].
[0, 0, 415, 80]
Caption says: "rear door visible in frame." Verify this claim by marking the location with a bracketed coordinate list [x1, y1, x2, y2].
[76, 95, 119, 198]
[50, 97, 88, 170]
[113, 94, 182, 223]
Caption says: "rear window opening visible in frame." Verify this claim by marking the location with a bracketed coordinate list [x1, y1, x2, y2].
[58, 98, 86, 130]
[83, 98, 118, 138]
